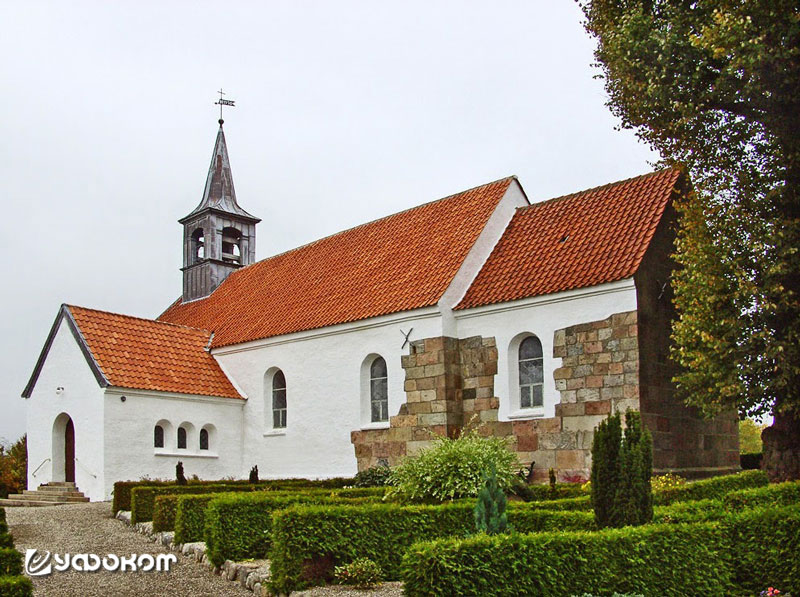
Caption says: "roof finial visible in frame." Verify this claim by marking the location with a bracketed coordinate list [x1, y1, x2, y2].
[215, 88, 235, 124]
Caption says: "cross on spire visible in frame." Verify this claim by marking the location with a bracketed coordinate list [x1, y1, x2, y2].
[215, 88, 235, 123]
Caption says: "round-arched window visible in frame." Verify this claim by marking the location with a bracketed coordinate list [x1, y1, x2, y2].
[370, 357, 388, 422]
[519, 336, 544, 408]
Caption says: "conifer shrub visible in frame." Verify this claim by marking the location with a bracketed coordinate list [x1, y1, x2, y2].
[175, 461, 187, 485]
[387, 430, 519, 502]
[474, 465, 508, 535]
[590, 411, 653, 528]
[249, 465, 259, 483]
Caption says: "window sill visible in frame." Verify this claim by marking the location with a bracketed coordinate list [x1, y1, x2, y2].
[263, 429, 287, 437]
[360, 422, 390, 431]
[154, 450, 218, 459]
[507, 409, 545, 420]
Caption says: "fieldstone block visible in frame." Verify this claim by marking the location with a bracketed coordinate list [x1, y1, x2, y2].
[585, 400, 611, 415]
[563, 414, 607, 433]
[539, 432, 578, 450]
[556, 449, 587, 470]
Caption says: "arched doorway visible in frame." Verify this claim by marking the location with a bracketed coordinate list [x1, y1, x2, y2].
[52, 413, 75, 483]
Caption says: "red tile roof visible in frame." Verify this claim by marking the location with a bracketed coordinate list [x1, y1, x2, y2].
[68, 305, 242, 399]
[456, 169, 682, 310]
[159, 178, 515, 347]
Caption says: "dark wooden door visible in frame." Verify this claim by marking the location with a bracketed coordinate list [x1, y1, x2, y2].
[65, 418, 75, 483]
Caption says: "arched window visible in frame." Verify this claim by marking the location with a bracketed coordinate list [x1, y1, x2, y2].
[272, 370, 287, 429]
[519, 336, 544, 408]
[191, 228, 205, 262]
[221, 227, 242, 264]
[370, 357, 388, 422]
[177, 426, 187, 449]
[199, 428, 209, 450]
[154, 424, 164, 448]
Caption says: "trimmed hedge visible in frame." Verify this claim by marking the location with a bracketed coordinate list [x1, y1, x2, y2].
[0, 576, 33, 597]
[0, 532, 13, 550]
[526, 495, 592, 512]
[268, 501, 595, 594]
[0, 548, 23, 576]
[205, 492, 388, 567]
[152, 485, 265, 532]
[173, 487, 384, 543]
[0, 507, 5, 524]
[652, 499, 727, 524]
[652, 469, 767, 506]
[113, 476, 353, 514]
[131, 483, 264, 524]
[723, 481, 800, 512]
[401, 523, 729, 596]
[513, 482, 588, 502]
[724, 505, 800, 593]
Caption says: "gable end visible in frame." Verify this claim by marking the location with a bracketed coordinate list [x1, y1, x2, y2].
[21, 304, 110, 398]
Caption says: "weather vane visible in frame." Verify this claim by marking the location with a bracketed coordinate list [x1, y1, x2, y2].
[215, 88, 235, 122]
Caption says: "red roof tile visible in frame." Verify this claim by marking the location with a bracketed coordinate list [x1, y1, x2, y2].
[68, 305, 242, 399]
[456, 169, 682, 310]
[159, 178, 514, 347]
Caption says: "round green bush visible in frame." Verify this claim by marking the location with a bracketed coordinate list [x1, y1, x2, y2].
[387, 430, 520, 502]
[334, 557, 382, 589]
[353, 465, 392, 487]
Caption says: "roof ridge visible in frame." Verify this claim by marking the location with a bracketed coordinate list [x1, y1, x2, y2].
[197, 175, 517, 285]
[522, 168, 679, 211]
[66, 304, 213, 335]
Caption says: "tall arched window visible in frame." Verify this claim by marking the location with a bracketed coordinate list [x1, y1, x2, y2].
[519, 336, 544, 408]
[199, 428, 209, 450]
[154, 425, 164, 448]
[272, 370, 287, 429]
[177, 426, 187, 449]
[370, 357, 388, 422]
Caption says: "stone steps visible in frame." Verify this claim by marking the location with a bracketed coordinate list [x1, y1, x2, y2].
[0, 482, 88, 507]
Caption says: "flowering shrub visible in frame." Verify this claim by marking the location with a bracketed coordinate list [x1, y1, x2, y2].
[760, 588, 791, 597]
[334, 557, 382, 589]
[651, 473, 686, 493]
[387, 429, 519, 502]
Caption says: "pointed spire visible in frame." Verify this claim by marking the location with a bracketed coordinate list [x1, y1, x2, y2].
[181, 120, 259, 222]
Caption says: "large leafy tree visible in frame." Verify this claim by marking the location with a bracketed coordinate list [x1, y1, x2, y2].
[581, 0, 800, 480]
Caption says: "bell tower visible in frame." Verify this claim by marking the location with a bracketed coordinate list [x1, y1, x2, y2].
[179, 118, 260, 302]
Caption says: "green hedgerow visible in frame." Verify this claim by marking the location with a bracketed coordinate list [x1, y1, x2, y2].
[334, 557, 383, 589]
[387, 429, 520, 502]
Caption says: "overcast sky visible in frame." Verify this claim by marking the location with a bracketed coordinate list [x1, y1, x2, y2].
[0, 1, 660, 443]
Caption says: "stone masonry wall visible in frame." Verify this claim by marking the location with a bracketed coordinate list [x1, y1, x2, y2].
[351, 303, 737, 479]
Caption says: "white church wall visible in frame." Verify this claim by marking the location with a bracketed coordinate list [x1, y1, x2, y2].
[212, 307, 444, 479]
[454, 278, 638, 421]
[24, 320, 106, 501]
[102, 388, 245, 499]
[439, 180, 530, 335]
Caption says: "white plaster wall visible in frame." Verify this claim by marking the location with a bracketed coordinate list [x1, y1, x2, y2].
[24, 321, 106, 501]
[213, 308, 444, 479]
[454, 279, 638, 421]
[439, 180, 529, 335]
[102, 389, 245, 500]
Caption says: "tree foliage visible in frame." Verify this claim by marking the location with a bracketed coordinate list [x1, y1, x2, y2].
[581, 0, 800, 425]
[739, 418, 766, 453]
[0, 435, 27, 499]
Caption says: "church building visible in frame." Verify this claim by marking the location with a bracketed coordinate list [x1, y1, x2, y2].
[20, 120, 739, 501]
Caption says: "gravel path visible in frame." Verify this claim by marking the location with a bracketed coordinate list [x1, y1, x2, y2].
[6, 502, 249, 597]
[6, 502, 405, 597]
